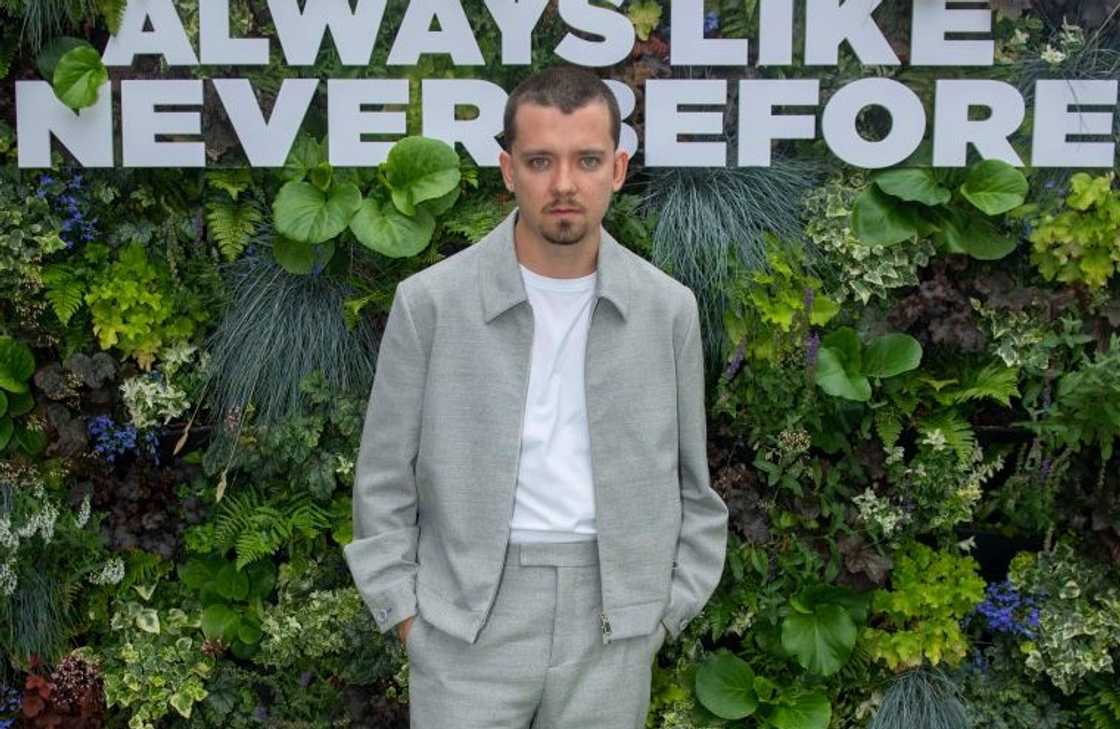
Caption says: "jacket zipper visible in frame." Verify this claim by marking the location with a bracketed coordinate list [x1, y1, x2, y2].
[586, 298, 613, 645]
[483, 306, 535, 631]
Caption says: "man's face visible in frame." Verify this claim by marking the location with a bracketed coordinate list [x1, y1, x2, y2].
[498, 100, 629, 248]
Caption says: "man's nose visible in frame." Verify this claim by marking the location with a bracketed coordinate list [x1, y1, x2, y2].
[551, 160, 578, 196]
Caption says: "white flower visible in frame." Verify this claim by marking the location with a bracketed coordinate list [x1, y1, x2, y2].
[1040, 44, 1066, 65]
[76, 493, 92, 529]
[88, 556, 126, 586]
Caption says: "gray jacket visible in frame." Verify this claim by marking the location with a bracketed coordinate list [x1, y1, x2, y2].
[343, 208, 728, 646]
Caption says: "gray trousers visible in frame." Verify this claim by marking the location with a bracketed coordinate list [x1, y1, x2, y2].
[405, 538, 668, 729]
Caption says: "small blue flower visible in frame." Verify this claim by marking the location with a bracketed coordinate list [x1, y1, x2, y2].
[704, 10, 719, 33]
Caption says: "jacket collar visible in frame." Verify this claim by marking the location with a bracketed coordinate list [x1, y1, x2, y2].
[479, 207, 631, 323]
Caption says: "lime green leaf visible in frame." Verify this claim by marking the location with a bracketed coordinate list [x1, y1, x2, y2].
[52, 44, 108, 109]
[628, 0, 663, 41]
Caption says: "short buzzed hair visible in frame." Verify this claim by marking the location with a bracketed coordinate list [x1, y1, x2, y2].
[502, 65, 621, 151]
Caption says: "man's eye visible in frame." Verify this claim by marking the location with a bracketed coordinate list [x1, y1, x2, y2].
[529, 158, 548, 170]
[581, 157, 601, 168]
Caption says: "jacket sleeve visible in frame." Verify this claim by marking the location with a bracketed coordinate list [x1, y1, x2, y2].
[660, 289, 729, 641]
[343, 281, 427, 635]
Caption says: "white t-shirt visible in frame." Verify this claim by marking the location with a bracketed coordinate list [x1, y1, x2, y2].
[508, 262, 600, 544]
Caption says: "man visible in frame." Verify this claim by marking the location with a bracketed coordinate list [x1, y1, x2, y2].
[343, 65, 728, 729]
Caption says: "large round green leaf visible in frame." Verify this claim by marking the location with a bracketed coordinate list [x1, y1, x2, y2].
[6, 390, 34, 417]
[815, 347, 871, 402]
[52, 44, 108, 109]
[0, 337, 35, 393]
[863, 333, 922, 379]
[874, 168, 951, 206]
[177, 558, 215, 591]
[851, 186, 920, 246]
[762, 688, 832, 729]
[384, 136, 461, 216]
[214, 563, 249, 601]
[694, 652, 759, 720]
[959, 159, 1028, 215]
[245, 561, 277, 601]
[349, 198, 435, 258]
[273, 180, 361, 245]
[781, 604, 858, 676]
[201, 604, 240, 642]
[932, 206, 1018, 260]
[12, 425, 48, 456]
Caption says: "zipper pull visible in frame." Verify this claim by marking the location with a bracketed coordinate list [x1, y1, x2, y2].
[600, 609, 613, 645]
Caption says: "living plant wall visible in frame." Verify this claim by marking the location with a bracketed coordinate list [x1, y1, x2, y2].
[1, 1, 1119, 728]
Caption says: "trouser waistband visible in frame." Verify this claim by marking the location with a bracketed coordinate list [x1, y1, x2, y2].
[504, 537, 599, 567]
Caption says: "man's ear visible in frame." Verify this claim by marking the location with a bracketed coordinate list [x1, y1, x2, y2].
[498, 149, 514, 192]
[611, 149, 630, 192]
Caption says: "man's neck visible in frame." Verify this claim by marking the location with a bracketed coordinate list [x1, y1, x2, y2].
[513, 213, 600, 279]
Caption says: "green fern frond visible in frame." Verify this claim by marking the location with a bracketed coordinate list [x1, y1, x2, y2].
[875, 409, 903, 449]
[206, 199, 262, 261]
[95, 0, 128, 34]
[234, 531, 277, 570]
[944, 362, 1021, 407]
[213, 486, 265, 550]
[919, 410, 976, 462]
[206, 169, 254, 200]
[41, 264, 86, 325]
[1081, 685, 1120, 729]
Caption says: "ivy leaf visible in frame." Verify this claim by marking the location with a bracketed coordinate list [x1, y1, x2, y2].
[349, 197, 435, 258]
[959, 159, 1028, 215]
[52, 44, 108, 109]
[272, 180, 361, 245]
[694, 652, 759, 720]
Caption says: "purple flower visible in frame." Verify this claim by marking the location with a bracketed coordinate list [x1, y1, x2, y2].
[804, 331, 820, 369]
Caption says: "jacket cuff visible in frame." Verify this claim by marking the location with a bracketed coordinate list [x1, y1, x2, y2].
[660, 598, 693, 641]
[357, 576, 417, 634]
